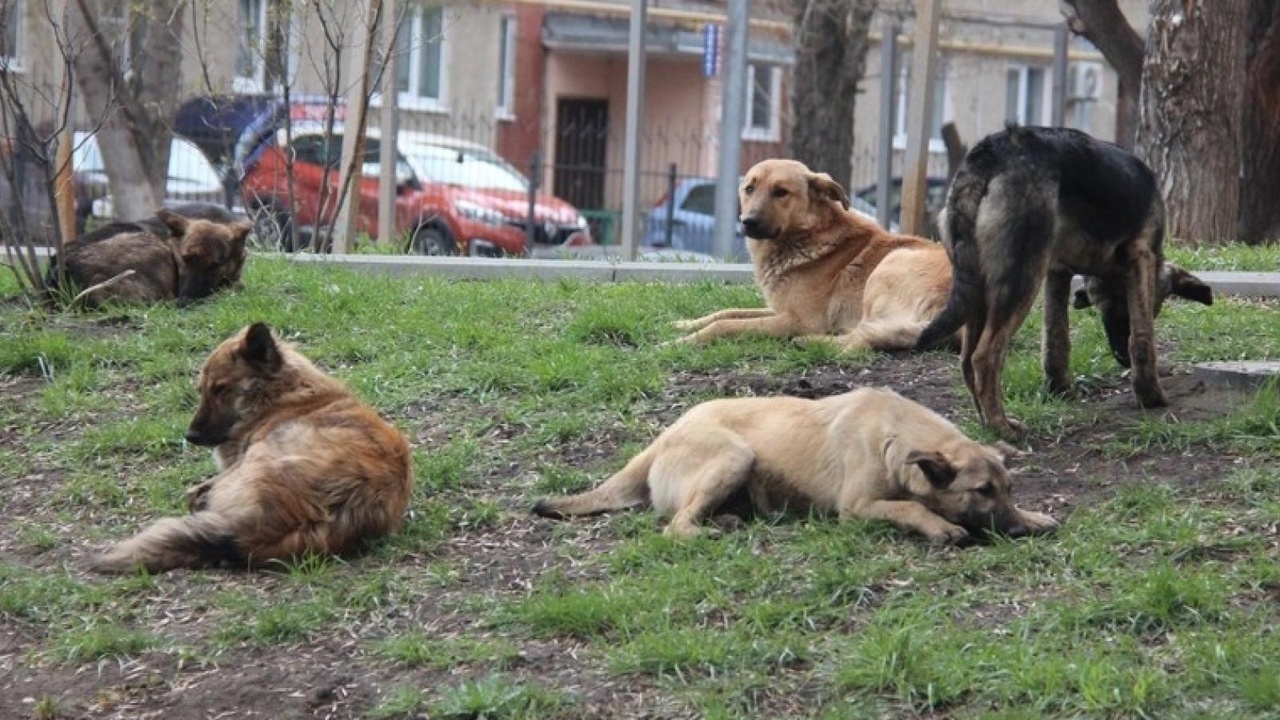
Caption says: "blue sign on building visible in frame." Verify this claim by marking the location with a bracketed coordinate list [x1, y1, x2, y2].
[702, 24, 720, 78]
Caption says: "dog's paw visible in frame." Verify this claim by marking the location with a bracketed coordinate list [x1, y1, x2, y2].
[663, 520, 719, 539]
[990, 416, 1027, 441]
[657, 336, 694, 350]
[711, 514, 748, 532]
[185, 481, 214, 512]
[926, 523, 970, 546]
[793, 334, 837, 348]
[1018, 508, 1059, 535]
[672, 318, 700, 331]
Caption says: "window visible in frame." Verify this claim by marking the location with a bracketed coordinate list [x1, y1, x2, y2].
[681, 182, 717, 217]
[496, 15, 516, 118]
[1006, 65, 1048, 126]
[893, 59, 950, 151]
[743, 63, 780, 141]
[1, 0, 24, 71]
[234, 0, 296, 93]
[390, 4, 449, 110]
[235, 0, 267, 92]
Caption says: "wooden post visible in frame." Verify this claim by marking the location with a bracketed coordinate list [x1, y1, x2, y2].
[900, 0, 940, 238]
[53, 0, 76, 244]
[333, 0, 382, 253]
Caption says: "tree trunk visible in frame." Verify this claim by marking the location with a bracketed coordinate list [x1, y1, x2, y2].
[1137, 0, 1247, 245]
[788, 0, 877, 189]
[1060, 0, 1144, 148]
[70, 0, 185, 223]
[1239, 0, 1280, 243]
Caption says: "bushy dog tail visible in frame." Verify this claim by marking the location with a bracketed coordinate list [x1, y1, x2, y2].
[532, 446, 655, 519]
[90, 512, 241, 574]
[915, 169, 988, 351]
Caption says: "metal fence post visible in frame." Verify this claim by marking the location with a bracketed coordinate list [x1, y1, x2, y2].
[663, 162, 676, 247]
[526, 150, 540, 249]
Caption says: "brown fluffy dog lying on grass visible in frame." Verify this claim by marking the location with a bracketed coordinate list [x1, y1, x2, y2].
[92, 323, 413, 573]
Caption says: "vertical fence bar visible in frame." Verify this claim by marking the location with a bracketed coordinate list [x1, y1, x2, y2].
[875, 19, 899, 230]
[526, 150, 539, 249]
[663, 161, 676, 247]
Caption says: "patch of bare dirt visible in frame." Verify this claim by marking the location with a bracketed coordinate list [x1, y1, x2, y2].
[0, 348, 1263, 720]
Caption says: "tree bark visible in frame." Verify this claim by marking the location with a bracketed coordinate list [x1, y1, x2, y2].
[788, 0, 877, 189]
[1059, 0, 1144, 148]
[1137, 0, 1247, 245]
[1239, 0, 1280, 243]
[70, 0, 185, 223]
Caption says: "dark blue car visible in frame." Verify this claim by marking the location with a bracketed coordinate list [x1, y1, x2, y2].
[642, 177, 747, 262]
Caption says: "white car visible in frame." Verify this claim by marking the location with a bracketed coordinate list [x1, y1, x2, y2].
[74, 131, 226, 231]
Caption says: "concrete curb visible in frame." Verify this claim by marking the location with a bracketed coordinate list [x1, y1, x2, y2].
[10, 245, 1280, 295]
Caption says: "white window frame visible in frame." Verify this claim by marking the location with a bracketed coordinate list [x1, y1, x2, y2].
[234, 0, 268, 93]
[893, 60, 950, 153]
[1, 0, 26, 72]
[1005, 64, 1051, 127]
[375, 4, 450, 113]
[495, 14, 517, 120]
[742, 63, 780, 142]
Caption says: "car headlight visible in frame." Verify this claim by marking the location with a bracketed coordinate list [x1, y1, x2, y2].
[575, 214, 588, 229]
[455, 200, 508, 227]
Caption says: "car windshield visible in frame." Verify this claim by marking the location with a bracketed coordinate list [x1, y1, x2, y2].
[73, 133, 221, 187]
[291, 133, 416, 183]
[403, 144, 528, 192]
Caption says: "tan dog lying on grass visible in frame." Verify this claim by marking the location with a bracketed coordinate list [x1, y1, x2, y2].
[533, 387, 1055, 544]
[91, 322, 413, 573]
[675, 158, 957, 352]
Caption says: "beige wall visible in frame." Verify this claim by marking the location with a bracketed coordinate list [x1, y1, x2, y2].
[847, 1, 1135, 189]
[544, 51, 711, 210]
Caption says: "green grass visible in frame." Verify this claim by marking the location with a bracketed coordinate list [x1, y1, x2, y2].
[3, 250, 1280, 717]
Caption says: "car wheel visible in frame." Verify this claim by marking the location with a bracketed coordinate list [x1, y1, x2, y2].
[250, 202, 296, 252]
[411, 225, 457, 256]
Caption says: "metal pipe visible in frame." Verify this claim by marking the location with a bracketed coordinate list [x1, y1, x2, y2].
[713, 0, 748, 261]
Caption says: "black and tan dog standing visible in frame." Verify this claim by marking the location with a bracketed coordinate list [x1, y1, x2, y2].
[91, 322, 413, 573]
[916, 126, 1213, 438]
[675, 158, 958, 352]
[533, 387, 1055, 544]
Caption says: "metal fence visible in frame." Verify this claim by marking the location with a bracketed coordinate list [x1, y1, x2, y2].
[1, 94, 944, 256]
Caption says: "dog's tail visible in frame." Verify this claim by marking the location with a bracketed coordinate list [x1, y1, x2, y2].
[532, 446, 656, 519]
[90, 512, 242, 574]
[915, 180, 987, 351]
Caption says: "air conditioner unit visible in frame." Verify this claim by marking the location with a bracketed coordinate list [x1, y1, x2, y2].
[1068, 62, 1104, 101]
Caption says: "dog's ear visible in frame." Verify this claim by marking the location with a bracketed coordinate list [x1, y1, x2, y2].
[156, 208, 188, 237]
[807, 172, 850, 210]
[240, 322, 283, 373]
[1164, 264, 1214, 306]
[1072, 287, 1093, 310]
[905, 450, 957, 488]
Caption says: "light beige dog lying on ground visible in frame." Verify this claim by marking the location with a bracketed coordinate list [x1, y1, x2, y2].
[532, 387, 1055, 544]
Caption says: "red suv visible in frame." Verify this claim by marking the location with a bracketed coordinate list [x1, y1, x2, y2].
[239, 118, 590, 255]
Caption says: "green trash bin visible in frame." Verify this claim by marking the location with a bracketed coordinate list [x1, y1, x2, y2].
[580, 210, 620, 246]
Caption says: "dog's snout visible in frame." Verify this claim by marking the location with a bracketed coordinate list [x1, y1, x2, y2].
[740, 216, 766, 238]
[184, 426, 223, 447]
[1004, 522, 1028, 539]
